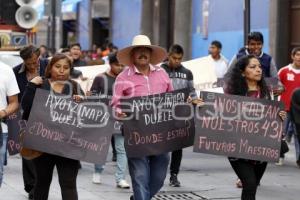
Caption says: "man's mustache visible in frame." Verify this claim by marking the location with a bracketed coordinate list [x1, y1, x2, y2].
[138, 54, 148, 59]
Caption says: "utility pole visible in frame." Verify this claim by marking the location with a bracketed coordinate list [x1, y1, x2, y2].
[51, 0, 57, 53]
[47, 15, 51, 49]
[244, 0, 250, 45]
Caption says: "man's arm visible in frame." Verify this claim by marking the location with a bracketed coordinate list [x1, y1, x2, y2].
[1, 67, 20, 119]
[0, 95, 19, 119]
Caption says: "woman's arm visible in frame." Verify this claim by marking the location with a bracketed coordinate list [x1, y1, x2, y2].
[21, 76, 43, 120]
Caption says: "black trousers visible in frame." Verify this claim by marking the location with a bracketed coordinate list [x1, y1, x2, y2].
[111, 136, 116, 155]
[229, 159, 267, 200]
[33, 153, 79, 200]
[22, 158, 36, 193]
[297, 133, 300, 161]
[170, 149, 182, 175]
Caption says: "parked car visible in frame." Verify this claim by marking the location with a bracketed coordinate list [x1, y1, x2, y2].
[0, 59, 10, 69]
[0, 50, 22, 68]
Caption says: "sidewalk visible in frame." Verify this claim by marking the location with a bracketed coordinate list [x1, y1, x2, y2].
[1, 145, 300, 200]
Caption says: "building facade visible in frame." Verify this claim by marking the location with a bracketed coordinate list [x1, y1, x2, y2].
[32, 0, 299, 67]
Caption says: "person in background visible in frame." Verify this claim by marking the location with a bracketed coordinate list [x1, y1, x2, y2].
[225, 55, 286, 200]
[89, 52, 129, 188]
[208, 40, 229, 78]
[103, 46, 118, 64]
[101, 43, 110, 58]
[91, 46, 102, 60]
[13, 45, 48, 199]
[161, 44, 197, 187]
[39, 45, 50, 59]
[69, 43, 87, 67]
[0, 62, 19, 188]
[61, 47, 87, 80]
[290, 88, 300, 168]
[60, 48, 72, 59]
[228, 32, 278, 78]
[277, 47, 300, 166]
[21, 54, 84, 200]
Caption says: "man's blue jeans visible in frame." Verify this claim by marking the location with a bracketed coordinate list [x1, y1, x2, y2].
[0, 132, 8, 187]
[128, 153, 169, 200]
[285, 113, 300, 159]
[94, 163, 104, 173]
[114, 135, 128, 183]
[94, 135, 128, 183]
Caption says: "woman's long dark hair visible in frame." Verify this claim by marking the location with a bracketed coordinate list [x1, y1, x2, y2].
[224, 55, 269, 98]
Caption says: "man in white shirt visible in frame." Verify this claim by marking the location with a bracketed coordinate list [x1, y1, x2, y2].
[208, 40, 229, 78]
[0, 63, 19, 187]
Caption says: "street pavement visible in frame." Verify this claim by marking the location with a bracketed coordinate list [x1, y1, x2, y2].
[0, 141, 299, 200]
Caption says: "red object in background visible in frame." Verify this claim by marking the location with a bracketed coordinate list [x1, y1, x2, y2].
[0, 24, 24, 32]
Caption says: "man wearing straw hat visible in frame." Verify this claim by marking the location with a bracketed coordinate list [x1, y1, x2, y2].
[111, 35, 173, 200]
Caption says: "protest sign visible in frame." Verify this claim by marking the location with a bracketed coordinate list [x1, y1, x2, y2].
[23, 89, 115, 164]
[182, 56, 217, 91]
[73, 64, 110, 93]
[122, 88, 195, 158]
[193, 91, 284, 162]
[6, 111, 26, 155]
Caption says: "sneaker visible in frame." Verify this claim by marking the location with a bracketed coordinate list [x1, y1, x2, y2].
[92, 172, 101, 184]
[236, 179, 243, 188]
[117, 179, 130, 189]
[275, 158, 284, 166]
[112, 154, 117, 162]
[169, 174, 181, 187]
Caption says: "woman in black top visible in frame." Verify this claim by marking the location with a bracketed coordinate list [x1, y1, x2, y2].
[224, 55, 286, 200]
[21, 54, 83, 200]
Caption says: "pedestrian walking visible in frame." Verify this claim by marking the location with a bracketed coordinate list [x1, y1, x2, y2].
[0, 62, 19, 188]
[90, 52, 130, 189]
[21, 54, 84, 200]
[161, 44, 197, 187]
[112, 35, 173, 200]
[13, 45, 48, 199]
[224, 55, 286, 200]
[277, 47, 300, 166]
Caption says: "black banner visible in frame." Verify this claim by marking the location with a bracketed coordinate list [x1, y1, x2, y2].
[122, 88, 195, 158]
[23, 89, 115, 164]
[193, 91, 284, 162]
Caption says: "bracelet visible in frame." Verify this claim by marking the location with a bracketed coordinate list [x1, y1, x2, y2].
[1, 109, 8, 118]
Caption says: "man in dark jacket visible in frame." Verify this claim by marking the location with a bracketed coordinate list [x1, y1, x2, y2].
[161, 44, 197, 187]
[13, 45, 48, 100]
[13, 45, 48, 199]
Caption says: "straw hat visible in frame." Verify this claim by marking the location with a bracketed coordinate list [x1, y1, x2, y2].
[117, 35, 167, 66]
